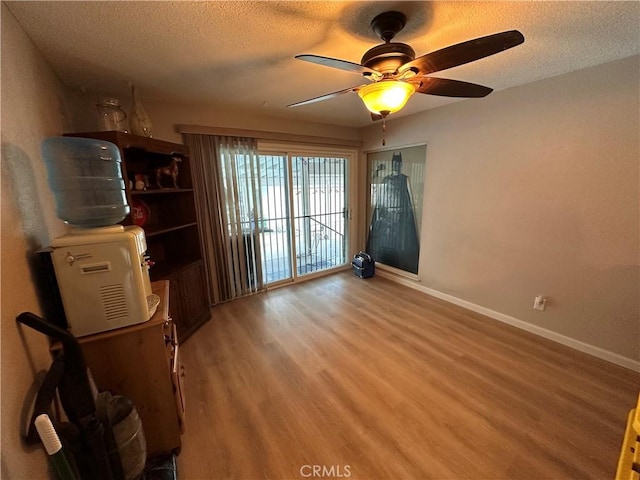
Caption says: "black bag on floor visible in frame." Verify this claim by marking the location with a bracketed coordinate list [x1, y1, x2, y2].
[352, 252, 375, 278]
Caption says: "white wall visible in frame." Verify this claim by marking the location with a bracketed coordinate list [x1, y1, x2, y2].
[1, 4, 72, 478]
[360, 55, 640, 367]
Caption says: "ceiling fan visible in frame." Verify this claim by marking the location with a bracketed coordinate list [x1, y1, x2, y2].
[288, 11, 525, 120]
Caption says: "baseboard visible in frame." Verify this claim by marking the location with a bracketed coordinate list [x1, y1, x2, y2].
[376, 270, 640, 373]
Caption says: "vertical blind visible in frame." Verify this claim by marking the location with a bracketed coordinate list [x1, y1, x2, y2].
[185, 134, 264, 303]
[215, 136, 264, 296]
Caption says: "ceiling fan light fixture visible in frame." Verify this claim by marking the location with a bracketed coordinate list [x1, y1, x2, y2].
[358, 81, 415, 115]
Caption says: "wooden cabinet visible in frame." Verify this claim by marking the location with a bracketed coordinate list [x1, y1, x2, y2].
[74, 281, 183, 457]
[65, 131, 210, 340]
[167, 260, 209, 340]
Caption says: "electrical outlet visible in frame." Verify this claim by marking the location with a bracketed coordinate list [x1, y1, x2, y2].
[533, 295, 547, 311]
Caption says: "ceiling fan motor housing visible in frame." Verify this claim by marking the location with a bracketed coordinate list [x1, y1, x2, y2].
[361, 43, 416, 74]
[363, 12, 415, 75]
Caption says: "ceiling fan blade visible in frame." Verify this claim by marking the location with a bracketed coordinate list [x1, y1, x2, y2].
[287, 85, 363, 108]
[410, 77, 493, 97]
[371, 113, 384, 122]
[400, 30, 525, 75]
[295, 54, 378, 76]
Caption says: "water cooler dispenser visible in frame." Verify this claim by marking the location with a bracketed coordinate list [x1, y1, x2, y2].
[42, 136, 157, 337]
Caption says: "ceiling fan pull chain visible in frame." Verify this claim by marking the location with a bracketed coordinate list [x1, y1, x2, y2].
[382, 117, 386, 146]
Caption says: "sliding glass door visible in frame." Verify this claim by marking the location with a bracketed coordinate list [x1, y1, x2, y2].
[257, 150, 351, 285]
[292, 156, 347, 277]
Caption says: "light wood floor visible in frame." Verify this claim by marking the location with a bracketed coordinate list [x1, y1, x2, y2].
[176, 272, 639, 480]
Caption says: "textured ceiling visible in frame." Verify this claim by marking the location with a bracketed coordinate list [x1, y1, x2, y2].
[6, 1, 640, 128]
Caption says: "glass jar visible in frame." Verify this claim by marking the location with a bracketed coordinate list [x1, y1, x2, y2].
[96, 97, 128, 132]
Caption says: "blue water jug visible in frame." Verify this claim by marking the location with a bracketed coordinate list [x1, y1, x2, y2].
[42, 137, 129, 227]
